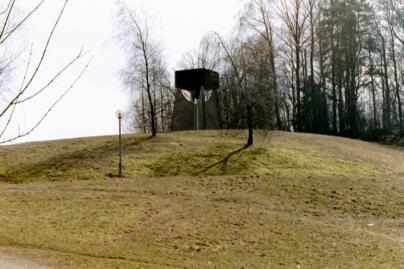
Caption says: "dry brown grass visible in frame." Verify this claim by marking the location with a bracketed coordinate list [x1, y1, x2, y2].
[0, 131, 403, 268]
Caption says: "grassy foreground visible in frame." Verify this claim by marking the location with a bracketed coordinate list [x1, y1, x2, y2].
[0, 130, 403, 268]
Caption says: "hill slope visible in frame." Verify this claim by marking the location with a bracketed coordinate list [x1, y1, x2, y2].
[0, 131, 403, 268]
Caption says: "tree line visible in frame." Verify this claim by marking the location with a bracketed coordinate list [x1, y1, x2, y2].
[1, 0, 402, 143]
[120, 0, 404, 140]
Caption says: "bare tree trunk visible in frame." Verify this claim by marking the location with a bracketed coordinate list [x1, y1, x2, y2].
[147, 89, 157, 136]
[332, 55, 337, 133]
[381, 36, 391, 131]
[271, 56, 282, 130]
[319, 24, 328, 133]
[143, 49, 157, 137]
[368, 50, 378, 129]
[291, 44, 297, 131]
[247, 104, 253, 146]
[160, 85, 164, 132]
[390, 27, 403, 134]
[295, 42, 301, 131]
[338, 78, 344, 134]
[141, 88, 146, 133]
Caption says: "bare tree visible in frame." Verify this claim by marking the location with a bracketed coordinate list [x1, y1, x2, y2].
[277, 0, 309, 132]
[212, 32, 254, 145]
[117, 3, 173, 136]
[0, 0, 90, 144]
[179, 36, 221, 71]
[386, 0, 404, 46]
[383, 0, 403, 134]
[242, 0, 282, 130]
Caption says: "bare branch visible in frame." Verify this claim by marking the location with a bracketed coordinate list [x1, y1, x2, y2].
[0, 56, 93, 145]
[14, 49, 87, 104]
[0, 0, 16, 42]
[0, 0, 69, 119]
[0, 0, 46, 44]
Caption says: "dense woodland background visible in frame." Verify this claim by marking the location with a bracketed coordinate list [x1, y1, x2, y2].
[120, 0, 404, 140]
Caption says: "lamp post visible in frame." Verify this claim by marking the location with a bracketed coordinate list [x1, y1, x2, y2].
[194, 98, 199, 131]
[116, 110, 124, 177]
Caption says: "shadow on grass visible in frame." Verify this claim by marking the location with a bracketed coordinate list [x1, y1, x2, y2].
[4, 136, 154, 183]
[195, 144, 251, 175]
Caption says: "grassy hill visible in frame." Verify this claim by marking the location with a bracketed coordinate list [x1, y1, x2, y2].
[0, 131, 403, 268]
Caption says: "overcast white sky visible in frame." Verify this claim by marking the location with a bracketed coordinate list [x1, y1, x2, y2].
[9, 0, 242, 143]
